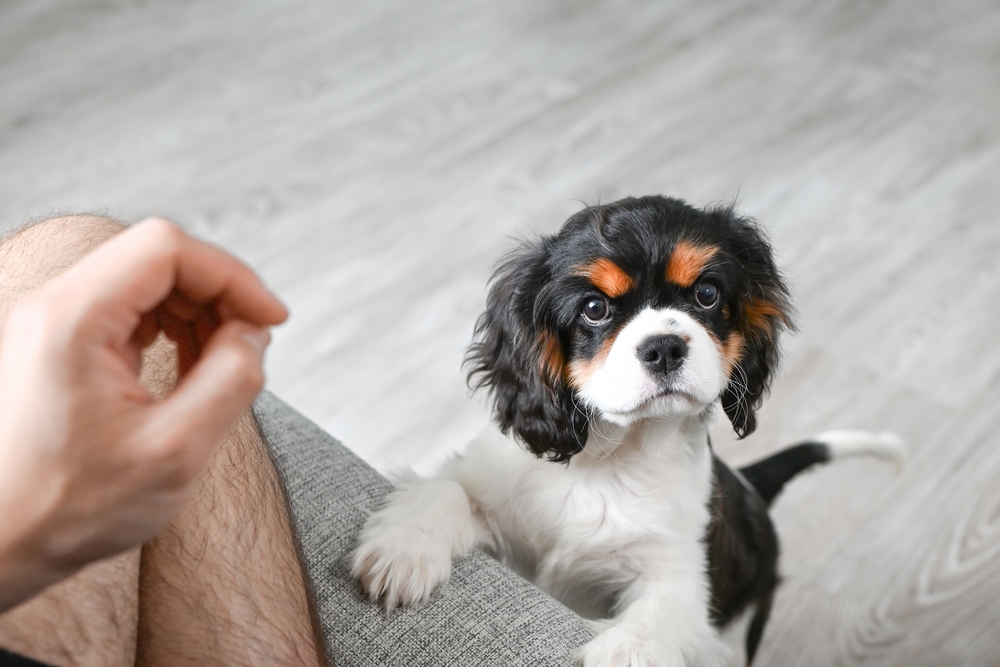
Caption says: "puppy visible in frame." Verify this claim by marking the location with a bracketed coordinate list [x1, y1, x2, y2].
[352, 196, 900, 666]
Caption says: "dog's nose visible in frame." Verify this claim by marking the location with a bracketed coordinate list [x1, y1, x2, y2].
[637, 334, 688, 375]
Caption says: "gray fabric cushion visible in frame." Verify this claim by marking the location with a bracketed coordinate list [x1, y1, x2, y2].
[255, 391, 594, 666]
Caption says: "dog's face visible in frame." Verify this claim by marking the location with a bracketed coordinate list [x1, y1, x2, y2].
[467, 196, 792, 461]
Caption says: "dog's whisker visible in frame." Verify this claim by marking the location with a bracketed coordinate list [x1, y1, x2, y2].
[442, 195, 847, 665]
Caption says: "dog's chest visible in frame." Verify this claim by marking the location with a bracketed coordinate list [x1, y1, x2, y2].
[506, 441, 715, 584]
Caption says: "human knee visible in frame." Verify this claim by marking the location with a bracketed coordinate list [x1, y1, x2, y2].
[0, 214, 126, 315]
[1, 214, 125, 265]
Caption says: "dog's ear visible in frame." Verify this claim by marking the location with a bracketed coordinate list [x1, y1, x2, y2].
[466, 238, 588, 462]
[716, 210, 795, 438]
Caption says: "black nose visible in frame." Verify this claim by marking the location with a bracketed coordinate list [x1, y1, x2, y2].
[637, 334, 688, 375]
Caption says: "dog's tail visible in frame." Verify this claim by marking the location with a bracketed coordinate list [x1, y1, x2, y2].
[737, 430, 904, 507]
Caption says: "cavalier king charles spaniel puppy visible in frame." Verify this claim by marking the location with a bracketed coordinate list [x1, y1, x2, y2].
[352, 195, 900, 667]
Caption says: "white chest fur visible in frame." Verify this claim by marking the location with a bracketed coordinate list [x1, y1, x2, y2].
[446, 415, 716, 619]
[353, 411, 729, 666]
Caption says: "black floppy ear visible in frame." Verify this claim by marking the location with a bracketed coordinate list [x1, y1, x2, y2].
[717, 211, 795, 438]
[465, 239, 588, 462]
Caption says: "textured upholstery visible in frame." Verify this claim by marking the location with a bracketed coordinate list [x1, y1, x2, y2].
[255, 391, 594, 666]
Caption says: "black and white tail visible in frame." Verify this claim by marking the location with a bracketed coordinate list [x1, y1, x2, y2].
[738, 431, 904, 506]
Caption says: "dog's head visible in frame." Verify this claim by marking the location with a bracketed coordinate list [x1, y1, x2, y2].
[466, 196, 793, 462]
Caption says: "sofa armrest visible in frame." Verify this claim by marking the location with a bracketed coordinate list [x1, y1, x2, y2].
[255, 391, 594, 667]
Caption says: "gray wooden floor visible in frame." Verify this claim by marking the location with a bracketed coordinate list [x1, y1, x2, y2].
[3, 0, 999, 664]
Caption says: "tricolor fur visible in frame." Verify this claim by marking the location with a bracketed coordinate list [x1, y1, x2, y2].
[352, 196, 900, 667]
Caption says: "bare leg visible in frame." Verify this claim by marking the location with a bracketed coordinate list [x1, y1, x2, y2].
[0, 214, 128, 324]
[136, 406, 323, 666]
[132, 237, 324, 667]
[0, 555, 140, 667]
[0, 216, 138, 667]
[0, 215, 324, 666]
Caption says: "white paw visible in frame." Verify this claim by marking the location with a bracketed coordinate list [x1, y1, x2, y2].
[577, 625, 729, 667]
[351, 522, 453, 609]
[351, 477, 477, 609]
[578, 625, 684, 667]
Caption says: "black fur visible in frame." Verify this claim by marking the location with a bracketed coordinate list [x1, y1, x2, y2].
[465, 237, 590, 461]
[705, 441, 841, 663]
[466, 195, 794, 458]
[705, 455, 779, 664]
[739, 442, 832, 506]
[465, 195, 801, 662]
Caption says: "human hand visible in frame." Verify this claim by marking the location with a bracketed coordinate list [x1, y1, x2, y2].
[0, 218, 287, 610]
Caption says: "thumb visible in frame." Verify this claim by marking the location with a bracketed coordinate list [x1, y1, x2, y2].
[152, 320, 271, 457]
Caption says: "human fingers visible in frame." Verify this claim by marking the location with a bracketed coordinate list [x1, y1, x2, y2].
[53, 218, 287, 346]
[145, 319, 271, 472]
[150, 219, 288, 325]
[125, 311, 161, 374]
[157, 307, 202, 376]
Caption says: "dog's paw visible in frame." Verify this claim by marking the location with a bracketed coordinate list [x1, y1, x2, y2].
[577, 625, 728, 667]
[351, 520, 455, 610]
[351, 477, 478, 610]
[577, 625, 684, 667]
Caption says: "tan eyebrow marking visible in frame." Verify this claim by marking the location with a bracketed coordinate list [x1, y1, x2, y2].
[574, 258, 634, 298]
[665, 241, 719, 287]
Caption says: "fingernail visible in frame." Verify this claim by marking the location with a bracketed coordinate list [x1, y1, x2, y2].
[241, 326, 271, 352]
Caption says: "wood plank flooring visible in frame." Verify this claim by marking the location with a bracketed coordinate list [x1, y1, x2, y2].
[2, 0, 999, 663]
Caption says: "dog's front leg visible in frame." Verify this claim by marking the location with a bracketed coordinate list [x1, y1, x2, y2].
[577, 575, 729, 667]
[351, 472, 485, 609]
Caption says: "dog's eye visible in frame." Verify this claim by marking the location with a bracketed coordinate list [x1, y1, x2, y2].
[581, 297, 611, 324]
[694, 282, 719, 309]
